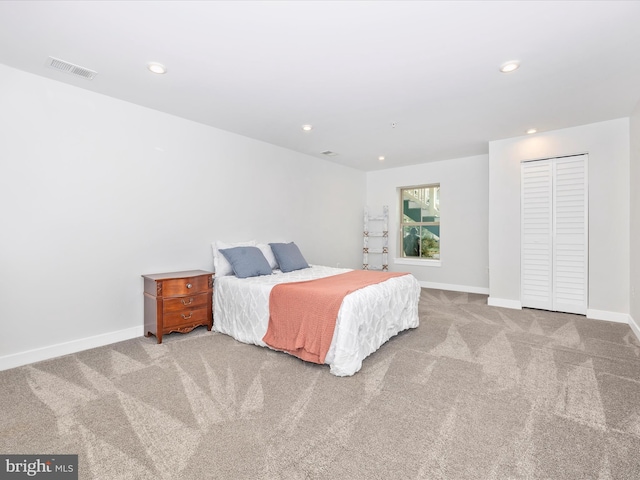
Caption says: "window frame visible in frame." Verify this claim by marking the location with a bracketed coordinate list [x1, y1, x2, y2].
[396, 183, 441, 267]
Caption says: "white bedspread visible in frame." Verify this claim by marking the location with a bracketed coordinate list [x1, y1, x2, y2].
[213, 265, 420, 376]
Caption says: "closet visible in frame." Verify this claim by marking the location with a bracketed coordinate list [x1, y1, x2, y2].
[521, 154, 588, 315]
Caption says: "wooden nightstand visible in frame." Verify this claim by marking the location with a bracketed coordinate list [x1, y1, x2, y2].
[142, 270, 214, 344]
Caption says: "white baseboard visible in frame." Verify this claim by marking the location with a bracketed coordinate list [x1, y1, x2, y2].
[0, 326, 141, 372]
[629, 315, 640, 342]
[418, 281, 489, 295]
[487, 297, 523, 310]
[586, 309, 631, 324]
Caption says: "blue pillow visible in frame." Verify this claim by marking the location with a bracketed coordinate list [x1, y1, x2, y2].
[269, 242, 310, 273]
[219, 246, 272, 278]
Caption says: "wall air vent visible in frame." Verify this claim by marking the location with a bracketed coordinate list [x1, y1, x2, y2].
[47, 57, 97, 80]
[321, 150, 338, 156]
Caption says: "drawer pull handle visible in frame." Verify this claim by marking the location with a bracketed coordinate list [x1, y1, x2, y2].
[181, 298, 193, 305]
[186, 283, 192, 289]
[181, 313, 192, 320]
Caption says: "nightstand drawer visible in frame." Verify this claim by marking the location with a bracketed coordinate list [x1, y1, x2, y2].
[163, 293, 209, 313]
[162, 275, 210, 296]
[163, 307, 209, 329]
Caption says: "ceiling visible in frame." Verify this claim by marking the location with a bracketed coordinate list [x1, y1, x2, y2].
[1, 1, 640, 171]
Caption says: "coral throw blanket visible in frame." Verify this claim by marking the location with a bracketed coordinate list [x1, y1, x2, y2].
[263, 270, 409, 364]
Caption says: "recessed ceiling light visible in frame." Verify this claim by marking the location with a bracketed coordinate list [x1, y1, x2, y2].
[302, 124, 313, 131]
[526, 128, 537, 134]
[378, 156, 385, 161]
[500, 61, 520, 73]
[147, 62, 167, 74]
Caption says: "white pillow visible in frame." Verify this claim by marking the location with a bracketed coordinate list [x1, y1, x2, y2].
[211, 240, 256, 276]
[257, 243, 278, 269]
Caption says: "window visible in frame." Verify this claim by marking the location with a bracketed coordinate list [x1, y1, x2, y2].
[400, 184, 440, 259]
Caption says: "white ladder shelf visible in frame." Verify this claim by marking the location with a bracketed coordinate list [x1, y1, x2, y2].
[363, 205, 389, 271]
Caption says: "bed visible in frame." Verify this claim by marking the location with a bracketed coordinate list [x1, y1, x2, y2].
[211, 241, 420, 376]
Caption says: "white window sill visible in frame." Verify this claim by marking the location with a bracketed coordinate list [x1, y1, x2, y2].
[394, 258, 441, 267]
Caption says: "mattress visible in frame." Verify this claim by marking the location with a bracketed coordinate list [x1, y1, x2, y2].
[213, 265, 420, 376]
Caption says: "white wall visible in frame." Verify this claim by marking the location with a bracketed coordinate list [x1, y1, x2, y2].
[0, 64, 366, 369]
[488, 119, 630, 320]
[366, 155, 489, 293]
[630, 101, 640, 337]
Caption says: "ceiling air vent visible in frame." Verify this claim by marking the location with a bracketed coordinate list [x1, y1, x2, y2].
[321, 150, 338, 156]
[47, 56, 97, 80]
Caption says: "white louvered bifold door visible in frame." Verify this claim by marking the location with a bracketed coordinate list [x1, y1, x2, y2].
[521, 155, 588, 314]
[521, 160, 554, 310]
[552, 156, 588, 314]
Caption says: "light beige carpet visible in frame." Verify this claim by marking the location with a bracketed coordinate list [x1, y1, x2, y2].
[2, 289, 640, 479]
